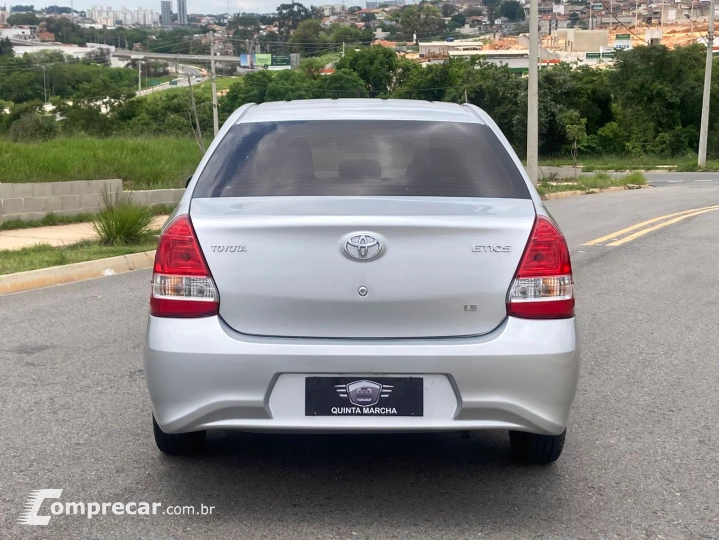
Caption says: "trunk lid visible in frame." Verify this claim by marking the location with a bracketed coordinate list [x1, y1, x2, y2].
[190, 197, 534, 339]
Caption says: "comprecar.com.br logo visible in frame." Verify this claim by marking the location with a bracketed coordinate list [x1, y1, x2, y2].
[19, 489, 215, 526]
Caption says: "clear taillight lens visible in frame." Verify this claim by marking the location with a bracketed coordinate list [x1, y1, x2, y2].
[150, 215, 219, 318]
[506, 216, 575, 319]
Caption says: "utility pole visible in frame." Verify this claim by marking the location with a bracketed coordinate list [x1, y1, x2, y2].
[527, 0, 539, 186]
[210, 32, 219, 137]
[188, 74, 205, 153]
[39, 65, 47, 104]
[660, 0, 664, 35]
[138, 61, 142, 92]
[698, 0, 716, 168]
[342, 41, 345, 57]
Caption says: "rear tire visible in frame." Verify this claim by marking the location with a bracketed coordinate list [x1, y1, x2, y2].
[509, 429, 566, 464]
[152, 415, 206, 455]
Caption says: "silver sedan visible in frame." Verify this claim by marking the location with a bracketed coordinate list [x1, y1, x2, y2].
[144, 99, 579, 464]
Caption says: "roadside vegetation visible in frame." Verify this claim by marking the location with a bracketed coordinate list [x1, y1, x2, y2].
[0, 205, 174, 232]
[0, 196, 165, 275]
[537, 172, 647, 197]
[4, 36, 719, 183]
[0, 137, 200, 188]
[92, 192, 154, 245]
[0, 237, 159, 276]
[538, 156, 701, 171]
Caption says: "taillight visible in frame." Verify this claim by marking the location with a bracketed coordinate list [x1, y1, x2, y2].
[507, 215, 574, 319]
[150, 215, 219, 318]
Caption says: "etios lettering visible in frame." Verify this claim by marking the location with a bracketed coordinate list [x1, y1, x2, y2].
[472, 245, 512, 253]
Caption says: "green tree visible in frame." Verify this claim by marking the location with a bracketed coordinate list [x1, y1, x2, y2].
[561, 110, 587, 167]
[317, 69, 369, 98]
[264, 69, 316, 101]
[299, 57, 326, 79]
[7, 12, 39, 24]
[276, 3, 315, 37]
[219, 71, 274, 115]
[8, 112, 57, 142]
[463, 6, 483, 17]
[441, 3, 457, 17]
[450, 13, 466, 27]
[596, 121, 628, 154]
[336, 46, 413, 96]
[484, 0, 501, 23]
[228, 13, 260, 29]
[329, 23, 365, 44]
[392, 3, 445, 40]
[289, 19, 326, 54]
[499, 0, 522, 20]
[610, 45, 707, 155]
[0, 38, 13, 56]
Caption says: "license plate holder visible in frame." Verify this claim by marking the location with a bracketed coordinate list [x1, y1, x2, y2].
[305, 376, 423, 417]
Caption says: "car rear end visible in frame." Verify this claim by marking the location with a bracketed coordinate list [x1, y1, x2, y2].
[144, 100, 579, 460]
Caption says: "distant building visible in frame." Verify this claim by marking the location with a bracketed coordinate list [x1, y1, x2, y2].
[86, 5, 159, 26]
[177, 0, 187, 25]
[366, 0, 404, 7]
[540, 14, 569, 34]
[0, 8, 8, 25]
[160, 0, 171, 26]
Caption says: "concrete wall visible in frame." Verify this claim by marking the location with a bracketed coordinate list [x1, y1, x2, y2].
[536, 165, 583, 179]
[0, 179, 185, 223]
[565, 29, 609, 53]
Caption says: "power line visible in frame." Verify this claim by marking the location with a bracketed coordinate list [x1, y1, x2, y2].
[592, 0, 646, 42]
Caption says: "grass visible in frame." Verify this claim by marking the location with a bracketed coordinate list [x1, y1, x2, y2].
[93, 191, 155, 245]
[0, 212, 96, 231]
[308, 52, 342, 67]
[0, 204, 175, 232]
[0, 137, 202, 189]
[537, 172, 647, 196]
[539, 156, 690, 171]
[0, 235, 159, 276]
[142, 76, 240, 101]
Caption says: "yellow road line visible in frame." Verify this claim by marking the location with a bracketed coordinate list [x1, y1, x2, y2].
[582, 204, 719, 246]
[606, 208, 719, 246]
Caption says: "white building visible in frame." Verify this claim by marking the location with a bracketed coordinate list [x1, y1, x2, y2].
[177, 0, 187, 25]
[86, 5, 159, 26]
[160, 0, 172, 26]
[0, 26, 35, 40]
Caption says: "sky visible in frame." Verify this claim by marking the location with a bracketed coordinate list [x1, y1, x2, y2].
[26, 0, 287, 16]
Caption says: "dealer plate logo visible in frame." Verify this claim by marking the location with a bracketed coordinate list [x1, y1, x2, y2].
[335, 380, 393, 407]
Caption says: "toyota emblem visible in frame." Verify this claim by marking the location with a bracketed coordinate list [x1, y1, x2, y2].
[342, 232, 383, 261]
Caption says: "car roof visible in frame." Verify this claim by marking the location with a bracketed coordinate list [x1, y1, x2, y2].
[236, 99, 485, 124]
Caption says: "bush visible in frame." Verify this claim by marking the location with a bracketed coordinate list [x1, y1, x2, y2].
[596, 122, 628, 155]
[92, 191, 154, 246]
[9, 113, 57, 142]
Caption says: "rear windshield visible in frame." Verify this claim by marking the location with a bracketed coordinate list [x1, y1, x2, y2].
[192, 120, 530, 199]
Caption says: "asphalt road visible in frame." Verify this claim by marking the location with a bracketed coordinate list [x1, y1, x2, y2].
[2, 185, 719, 539]
[644, 171, 719, 186]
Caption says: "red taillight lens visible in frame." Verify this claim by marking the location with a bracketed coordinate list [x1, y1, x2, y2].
[507, 216, 574, 319]
[150, 215, 219, 318]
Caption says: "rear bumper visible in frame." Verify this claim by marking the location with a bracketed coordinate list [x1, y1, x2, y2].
[144, 316, 580, 435]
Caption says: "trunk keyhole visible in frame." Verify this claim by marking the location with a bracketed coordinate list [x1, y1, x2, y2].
[358, 286, 368, 297]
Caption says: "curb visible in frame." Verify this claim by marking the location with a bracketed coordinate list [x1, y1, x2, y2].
[0, 250, 156, 296]
[541, 184, 650, 201]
